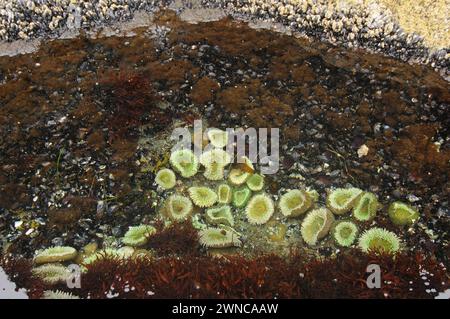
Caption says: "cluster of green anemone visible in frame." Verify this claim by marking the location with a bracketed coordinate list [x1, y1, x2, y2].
[321, 188, 419, 254]
[152, 127, 420, 254]
[276, 186, 419, 254]
[152, 128, 283, 249]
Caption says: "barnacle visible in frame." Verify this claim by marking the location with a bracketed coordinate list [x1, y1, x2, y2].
[300, 208, 335, 246]
[352, 192, 379, 222]
[388, 201, 420, 226]
[188, 187, 217, 208]
[279, 189, 313, 217]
[34, 246, 78, 264]
[155, 168, 176, 189]
[32, 263, 69, 285]
[207, 129, 229, 148]
[326, 188, 363, 215]
[333, 221, 358, 247]
[122, 225, 156, 247]
[198, 227, 242, 248]
[232, 186, 252, 208]
[246, 174, 264, 191]
[42, 290, 80, 299]
[245, 194, 274, 225]
[170, 149, 198, 178]
[217, 184, 232, 204]
[165, 194, 194, 220]
[205, 205, 234, 226]
[199, 149, 232, 180]
[358, 227, 401, 254]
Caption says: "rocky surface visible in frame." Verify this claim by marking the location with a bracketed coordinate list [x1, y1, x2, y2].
[0, 1, 448, 76]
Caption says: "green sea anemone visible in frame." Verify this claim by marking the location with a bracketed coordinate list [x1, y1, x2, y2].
[279, 189, 313, 217]
[82, 248, 130, 266]
[246, 174, 264, 191]
[217, 184, 232, 204]
[42, 290, 80, 299]
[122, 225, 156, 247]
[205, 205, 234, 226]
[326, 188, 363, 215]
[188, 186, 217, 208]
[155, 168, 176, 189]
[228, 168, 250, 185]
[165, 194, 194, 220]
[198, 227, 242, 248]
[352, 192, 379, 222]
[245, 194, 274, 225]
[358, 227, 401, 254]
[191, 214, 207, 230]
[333, 221, 358, 247]
[170, 149, 199, 178]
[232, 186, 252, 208]
[207, 129, 229, 148]
[388, 201, 420, 226]
[300, 208, 335, 246]
[32, 264, 69, 285]
[34, 246, 77, 264]
[199, 149, 232, 180]
[306, 188, 319, 202]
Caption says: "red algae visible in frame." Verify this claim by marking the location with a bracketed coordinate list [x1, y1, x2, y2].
[2, 251, 448, 299]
